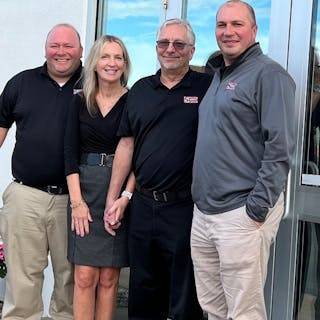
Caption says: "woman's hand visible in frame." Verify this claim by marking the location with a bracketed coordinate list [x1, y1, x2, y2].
[71, 201, 93, 237]
[104, 197, 129, 236]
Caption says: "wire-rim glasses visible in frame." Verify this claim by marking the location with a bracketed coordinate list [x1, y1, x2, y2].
[156, 40, 193, 51]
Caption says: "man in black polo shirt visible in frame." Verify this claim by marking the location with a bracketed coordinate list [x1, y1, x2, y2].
[0, 23, 82, 319]
[105, 19, 212, 320]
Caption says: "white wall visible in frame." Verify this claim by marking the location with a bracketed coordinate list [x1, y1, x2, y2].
[0, 0, 97, 316]
[0, 0, 96, 200]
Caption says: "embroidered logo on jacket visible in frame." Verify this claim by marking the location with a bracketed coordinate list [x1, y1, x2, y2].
[226, 82, 237, 90]
[184, 96, 199, 104]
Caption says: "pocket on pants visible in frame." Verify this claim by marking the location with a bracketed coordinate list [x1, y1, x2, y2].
[0, 183, 14, 237]
[2, 182, 14, 204]
[239, 206, 261, 230]
[265, 192, 284, 221]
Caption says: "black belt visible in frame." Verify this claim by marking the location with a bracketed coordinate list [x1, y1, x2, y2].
[14, 179, 68, 195]
[135, 183, 191, 202]
[80, 153, 114, 166]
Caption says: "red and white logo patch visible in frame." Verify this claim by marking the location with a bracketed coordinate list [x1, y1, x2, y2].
[226, 82, 237, 90]
[184, 96, 199, 104]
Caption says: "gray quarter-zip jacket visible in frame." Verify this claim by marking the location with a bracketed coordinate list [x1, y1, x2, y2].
[192, 43, 296, 222]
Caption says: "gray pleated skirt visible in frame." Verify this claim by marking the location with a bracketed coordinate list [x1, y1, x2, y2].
[67, 161, 129, 267]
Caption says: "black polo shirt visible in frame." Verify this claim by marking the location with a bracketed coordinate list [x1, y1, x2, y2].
[118, 69, 212, 192]
[0, 63, 82, 187]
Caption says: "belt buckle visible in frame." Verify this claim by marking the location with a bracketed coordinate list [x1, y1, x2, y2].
[99, 153, 107, 166]
[47, 185, 59, 195]
[152, 190, 159, 201]
[152, 190, 168, 202]
[162, 192, 168, 202]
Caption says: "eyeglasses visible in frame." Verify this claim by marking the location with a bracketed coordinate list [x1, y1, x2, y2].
[156, 40, 193, 51]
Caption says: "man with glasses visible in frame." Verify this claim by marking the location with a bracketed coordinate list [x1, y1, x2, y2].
[105, 18, 212, 320]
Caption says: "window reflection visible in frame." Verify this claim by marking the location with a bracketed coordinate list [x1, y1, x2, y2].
[100, 0, 160, 86]
[311, 51, 320, 173]
[304, 49, 320, 176]
[186, 0, 271, 69]
[303, 1, 320, 184]
[100, 1, 271, 86]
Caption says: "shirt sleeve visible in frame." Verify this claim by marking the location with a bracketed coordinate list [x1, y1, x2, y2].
[246, 69, 296, 222]
[117, 92, 134, 138]
[0, 77, 19, 128]
[64, 94, 82, 176]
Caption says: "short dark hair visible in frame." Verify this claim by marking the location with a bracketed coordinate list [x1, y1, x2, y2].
[46, 23, 82, 48]
[217, 0, 256, 26]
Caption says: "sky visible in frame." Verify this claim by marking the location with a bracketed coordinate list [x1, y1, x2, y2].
[102, 0, 271, 86]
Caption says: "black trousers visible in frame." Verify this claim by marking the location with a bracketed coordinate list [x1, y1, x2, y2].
[127, 191, 203, 320]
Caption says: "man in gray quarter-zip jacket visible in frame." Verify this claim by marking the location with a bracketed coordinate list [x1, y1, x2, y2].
[191, 1, 295, 320]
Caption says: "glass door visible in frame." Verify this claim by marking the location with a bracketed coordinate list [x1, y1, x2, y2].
[291, 1, 320, 319]
[272, 0, 320, 319]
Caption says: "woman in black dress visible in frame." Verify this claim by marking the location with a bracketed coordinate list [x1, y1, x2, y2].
[64, 35, 134, 320]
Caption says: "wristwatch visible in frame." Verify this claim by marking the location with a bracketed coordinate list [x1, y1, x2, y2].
[121, 190, 133, 200]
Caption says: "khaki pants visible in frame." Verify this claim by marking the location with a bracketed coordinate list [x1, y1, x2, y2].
[191, 194, 284, 320]
[0, 182, 74, 320]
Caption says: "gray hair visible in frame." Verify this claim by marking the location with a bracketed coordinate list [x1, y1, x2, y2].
[157, 18, 196, 45]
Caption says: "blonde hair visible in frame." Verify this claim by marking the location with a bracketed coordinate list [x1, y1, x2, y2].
[82, 35, 131, 115]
